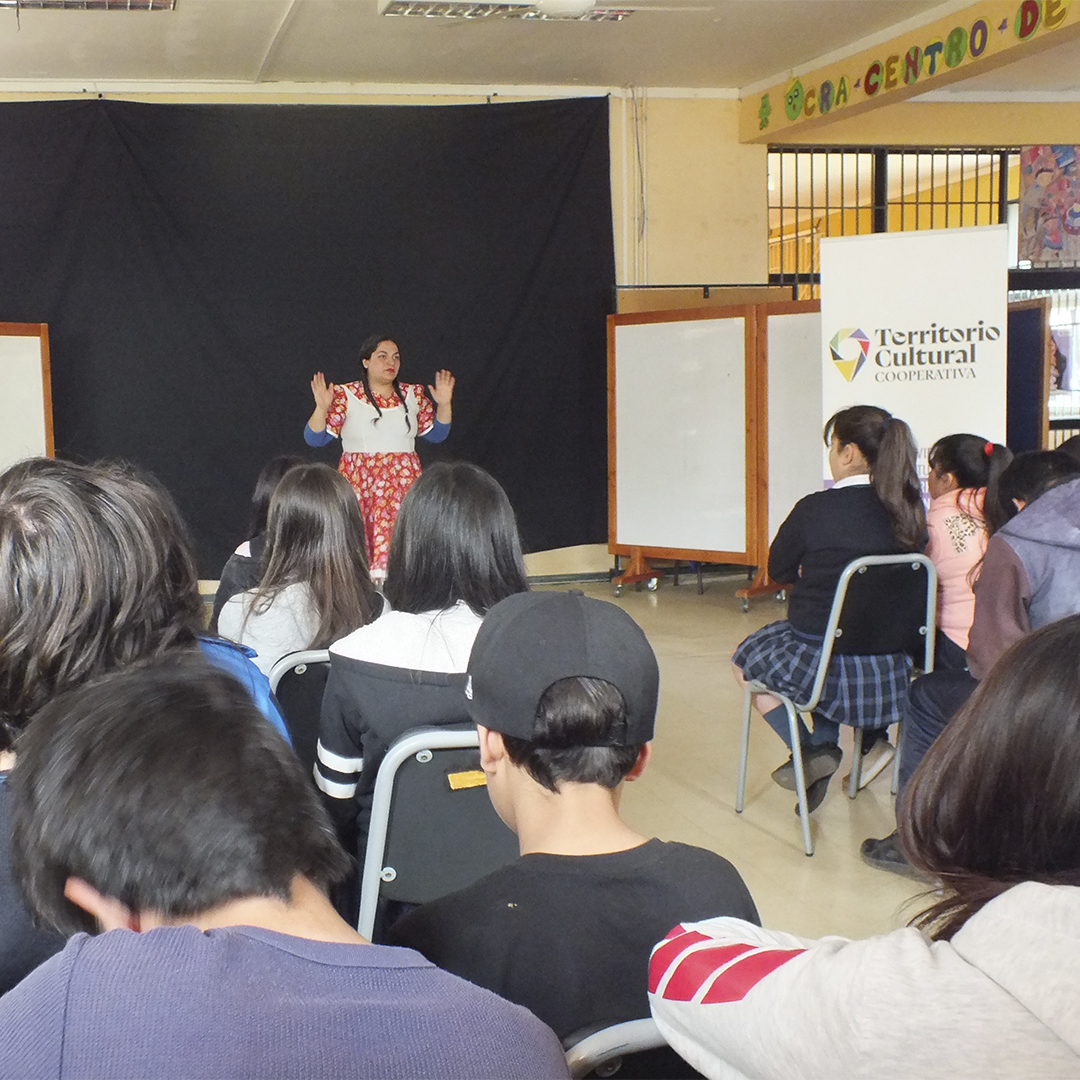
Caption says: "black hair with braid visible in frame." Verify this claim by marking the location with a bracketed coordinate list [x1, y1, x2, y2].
[357, 333, 411, 432]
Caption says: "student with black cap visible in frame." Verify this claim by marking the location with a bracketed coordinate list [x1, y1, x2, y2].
[388, 590, 758, 1042]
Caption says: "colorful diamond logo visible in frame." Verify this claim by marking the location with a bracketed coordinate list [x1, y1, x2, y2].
[829, 328, 870, 382]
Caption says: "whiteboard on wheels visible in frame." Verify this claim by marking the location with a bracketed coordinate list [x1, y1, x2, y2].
[614, 316, 746, 552]
[820, 226, 1008, 482]
[0, 325, 52, 474]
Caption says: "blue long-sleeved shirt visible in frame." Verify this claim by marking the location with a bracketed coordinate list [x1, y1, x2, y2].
[304, 419, 449, 446]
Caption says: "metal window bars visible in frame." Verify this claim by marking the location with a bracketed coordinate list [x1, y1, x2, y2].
[768, 147, 1020, 300]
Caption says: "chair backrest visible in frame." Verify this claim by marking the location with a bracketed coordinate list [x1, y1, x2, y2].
[800, 554, 937, 713]
[566, 1019, 694, 1079]
[268, 650, 331, 778]
[825, 554, 937, 662]
[357, 726, 519, 941]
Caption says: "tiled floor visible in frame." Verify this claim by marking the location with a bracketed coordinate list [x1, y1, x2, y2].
[539, 575, 926, 942]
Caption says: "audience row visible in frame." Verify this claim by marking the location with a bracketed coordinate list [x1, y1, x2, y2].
[0, 424, 1077, 1078]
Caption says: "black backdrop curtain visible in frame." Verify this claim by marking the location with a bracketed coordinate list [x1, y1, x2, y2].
[0, 96, 614, 575]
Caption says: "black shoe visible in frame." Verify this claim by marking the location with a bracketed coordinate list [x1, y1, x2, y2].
[860, 832, 920, 878]
[795, 773, 832, 815]
[773, 743, 842, 791]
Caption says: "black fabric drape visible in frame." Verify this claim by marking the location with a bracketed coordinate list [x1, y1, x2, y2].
[0, 97, 614, 575]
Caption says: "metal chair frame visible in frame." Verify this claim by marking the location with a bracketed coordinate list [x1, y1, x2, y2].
[267, 649, 331, 694]
[735, 554, 937, 856]
[357, 725, 487, 942]
[565, 1018, 668, 1079]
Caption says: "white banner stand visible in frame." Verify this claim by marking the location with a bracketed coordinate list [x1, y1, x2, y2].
[820, 226, 1008, 481]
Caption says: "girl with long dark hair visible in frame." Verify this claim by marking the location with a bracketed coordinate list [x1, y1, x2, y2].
[314, 461, 528, 856]
[304, 334, 455, 576]
[218, 463, 381, 675]
[210, 453, 306, 632]
[732, 405, 926, 811]
[650, 616, 1080, 1078]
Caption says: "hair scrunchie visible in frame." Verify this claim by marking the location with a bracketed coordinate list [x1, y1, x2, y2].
[984, 441, 994, 457]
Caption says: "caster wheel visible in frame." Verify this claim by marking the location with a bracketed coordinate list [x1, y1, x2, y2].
[741, 600, 750, 613]
[646, 577, 659, 592]
[613, 584, 623, 597]
[777, 589, 787, 602]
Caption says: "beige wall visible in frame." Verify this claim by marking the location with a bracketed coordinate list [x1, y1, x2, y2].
[611, 95, 768, 286]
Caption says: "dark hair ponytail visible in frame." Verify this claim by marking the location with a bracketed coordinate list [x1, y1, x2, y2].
[358, 333, 411, 433]
[929, 434, 1011, 534]
[824, 405, 925, 551]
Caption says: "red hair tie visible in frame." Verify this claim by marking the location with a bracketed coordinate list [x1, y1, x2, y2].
[984, 441, 994, 456]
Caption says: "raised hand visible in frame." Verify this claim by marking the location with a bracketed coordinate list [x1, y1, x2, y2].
[428, 369, 455, 407]
[310, 372, 336, 415]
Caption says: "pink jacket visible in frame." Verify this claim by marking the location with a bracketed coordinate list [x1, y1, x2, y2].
[926, 487, 987, 651]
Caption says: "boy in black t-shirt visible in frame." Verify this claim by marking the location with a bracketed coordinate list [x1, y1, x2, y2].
[389, 591, 758, 1041]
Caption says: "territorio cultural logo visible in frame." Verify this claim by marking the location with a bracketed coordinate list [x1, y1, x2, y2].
[831, 321, 999, 383]
[829, 328, 870, 382]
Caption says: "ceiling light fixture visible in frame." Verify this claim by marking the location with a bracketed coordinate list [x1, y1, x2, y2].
[380, 0, 629, 20]
[0, 0, 175, 9]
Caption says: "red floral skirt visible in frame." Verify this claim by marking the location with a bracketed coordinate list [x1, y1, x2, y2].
[338, 451, 422, 573]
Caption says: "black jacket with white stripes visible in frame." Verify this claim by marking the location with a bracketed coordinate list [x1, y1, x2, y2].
[315, 654, 472, 857]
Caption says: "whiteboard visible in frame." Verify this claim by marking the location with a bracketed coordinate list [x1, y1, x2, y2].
[0, 326, 52, 473]
[614, 316, 746, 552]
[767, 310, 823, 539]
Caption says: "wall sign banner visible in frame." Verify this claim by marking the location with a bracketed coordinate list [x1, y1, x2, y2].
[820, 225, 1008, 482]
[1020, 144, 1080, 265]
[740, 0, 1080, 141]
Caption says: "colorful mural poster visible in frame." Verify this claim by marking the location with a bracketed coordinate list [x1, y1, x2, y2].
[1019, 145, 1080, 265]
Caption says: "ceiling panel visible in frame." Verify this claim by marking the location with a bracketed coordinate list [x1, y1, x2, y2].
[0, 0, 290, 81]
[0, 0, 953, 89]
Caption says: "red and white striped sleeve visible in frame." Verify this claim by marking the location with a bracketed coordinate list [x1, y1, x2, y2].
[648, 918, 824, 1080]
[649, 920, 807, 1006]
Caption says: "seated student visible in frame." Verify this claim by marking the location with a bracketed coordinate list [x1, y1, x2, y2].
[388, 591, 758, 1042]
[218, 463, 381, 675]
[210, 453, 305, 633]
[0, 458, 292, 994]
[0, 457, 289, 745]
[862, 449, 1080, 874]
[0, 659, 568, 1080]
[315, 461, 528, 855]
[649, 616, 1080, 1080]
[924, 434, 1011, 670]
[732, 406, 926, 810]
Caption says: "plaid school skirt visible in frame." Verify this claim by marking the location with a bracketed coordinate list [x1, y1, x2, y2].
[733, 620, 912, 730]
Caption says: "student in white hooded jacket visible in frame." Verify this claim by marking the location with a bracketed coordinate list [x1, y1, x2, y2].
[649, 614, 1080, 1080]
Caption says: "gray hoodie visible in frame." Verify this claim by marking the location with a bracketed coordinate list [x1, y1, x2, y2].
[968, 476, 1080, 679]
[649, 882, 1080, 1080]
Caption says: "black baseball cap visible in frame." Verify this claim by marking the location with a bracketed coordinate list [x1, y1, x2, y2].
[465, 590, 659, 745]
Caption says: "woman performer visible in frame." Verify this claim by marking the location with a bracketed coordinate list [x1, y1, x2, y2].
[305, 334, 454, 576]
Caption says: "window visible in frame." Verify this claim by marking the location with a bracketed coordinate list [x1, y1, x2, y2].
[768, 147, 1019, 298]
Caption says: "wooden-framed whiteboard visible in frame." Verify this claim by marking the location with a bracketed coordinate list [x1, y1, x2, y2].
[0, 323, 53, 472]
[608, 301, 822, 590]
[608, 306, 762, 575]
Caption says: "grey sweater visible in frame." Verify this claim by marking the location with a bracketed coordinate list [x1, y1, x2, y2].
[968, 477, 1080, 678]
